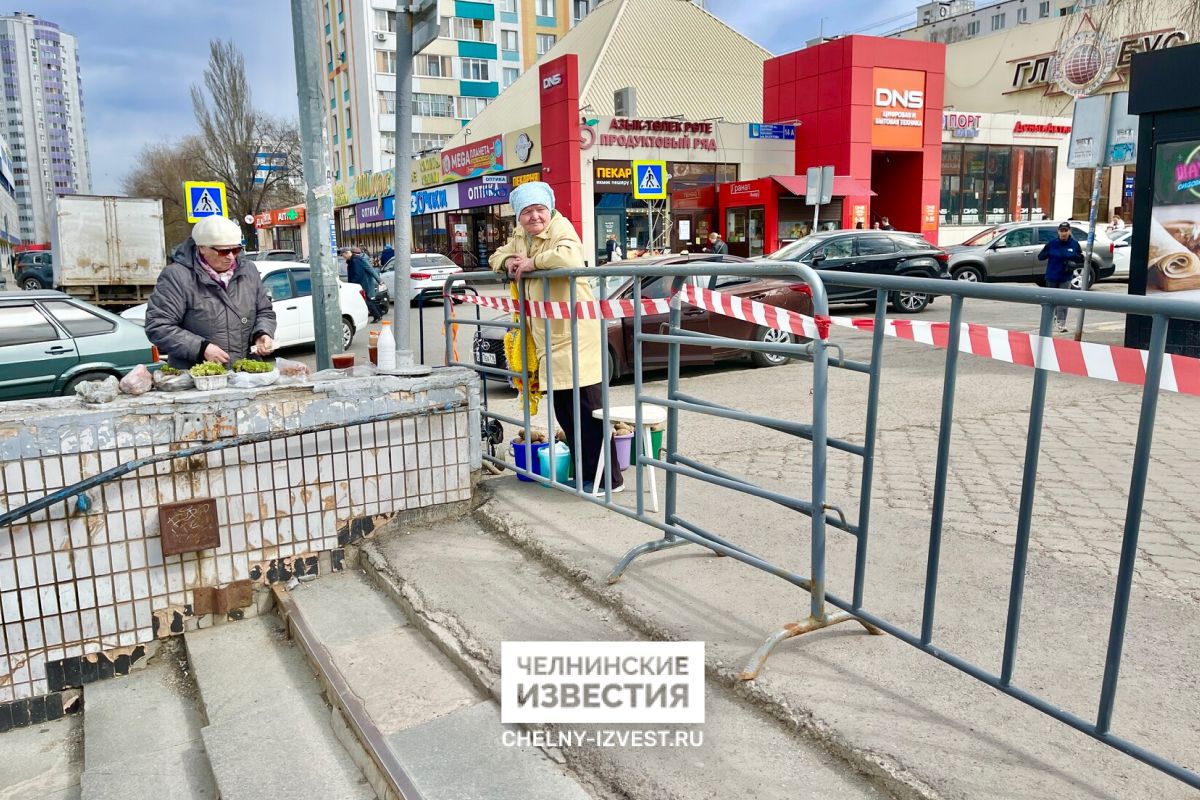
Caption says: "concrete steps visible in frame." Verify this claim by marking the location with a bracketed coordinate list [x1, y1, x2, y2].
[278, 568, 595, 800]
[184, 615, 376, 800]
[356, 517, 891, 800]
[79, 642, 216, 800]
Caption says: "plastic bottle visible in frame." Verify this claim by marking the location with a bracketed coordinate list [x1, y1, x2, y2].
[368, 328, 380, 365]
[376, 321, 396, 371]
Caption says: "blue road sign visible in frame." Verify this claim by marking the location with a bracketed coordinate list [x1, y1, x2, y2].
[184, 181, 227, 223]
[749, 123, 795, 140]
[632, 160, 667, 200]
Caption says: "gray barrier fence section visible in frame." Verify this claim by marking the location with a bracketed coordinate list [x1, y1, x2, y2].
[442, 264, 1200, 791]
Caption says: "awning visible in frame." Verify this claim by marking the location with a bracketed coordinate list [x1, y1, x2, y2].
[771, 175, 876, 198]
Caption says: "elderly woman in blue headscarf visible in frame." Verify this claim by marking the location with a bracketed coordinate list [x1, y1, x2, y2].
[489, 181, 622, 493]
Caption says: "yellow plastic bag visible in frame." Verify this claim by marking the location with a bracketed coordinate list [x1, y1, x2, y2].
[503, 281, 541, 415]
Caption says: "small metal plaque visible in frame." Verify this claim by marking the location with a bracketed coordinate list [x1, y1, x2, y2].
[159, 498, 220, 556]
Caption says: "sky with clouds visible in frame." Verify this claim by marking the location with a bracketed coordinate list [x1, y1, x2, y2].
[14, 0, 916, 194]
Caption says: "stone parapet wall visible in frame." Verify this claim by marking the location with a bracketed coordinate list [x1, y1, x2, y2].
[0, 370, 481, 714]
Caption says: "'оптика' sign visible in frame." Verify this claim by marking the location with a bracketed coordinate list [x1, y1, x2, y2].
[460, 175, 511, 209]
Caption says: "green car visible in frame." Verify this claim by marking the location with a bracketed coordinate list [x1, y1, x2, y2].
[0, 290, 159, 400]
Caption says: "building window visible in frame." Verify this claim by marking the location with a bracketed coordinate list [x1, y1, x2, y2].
[1017, 7, 1027, 23]
[537, 0, 555, 17]
[573, 0, 592, 23]
[1039, 0, 1050, 16]
[376, 49, 397, 74]
[940, 144, 1057, 226]
[501, 29, 519, 51]
[413, 132, 451, 153]
[500, 0, 517, 10]
[502, 67, 519, 87]
[459, 57, 491, 81]
[415, 54, 451, 77]
[441, 17, 494, 42]
[378, 90, 395, 114]
[374, 9, 396, 31]
[413, 92, 456, 118]
[536, 33, 556, 55]
[966, 20, 979, 36]
[455, 96, 489, 119]
[380, 131, 396, 155]
[991, 12, 1005, 30]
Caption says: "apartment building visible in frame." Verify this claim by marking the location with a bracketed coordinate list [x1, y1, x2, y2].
[897, 0, 1102, 44]
[0, 12, 90, 244]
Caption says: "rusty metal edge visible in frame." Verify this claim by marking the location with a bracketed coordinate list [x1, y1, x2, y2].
[272, 584, 426, 800]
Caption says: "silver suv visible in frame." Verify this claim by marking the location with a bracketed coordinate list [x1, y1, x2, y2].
[945, 222, 1115, 289]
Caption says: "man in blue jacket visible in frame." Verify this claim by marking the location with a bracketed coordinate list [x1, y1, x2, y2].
[1038, 222, 1084, 332]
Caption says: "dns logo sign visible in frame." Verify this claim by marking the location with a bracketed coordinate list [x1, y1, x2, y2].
[541, 72, 562, 92]
[874, 88, 925, 109]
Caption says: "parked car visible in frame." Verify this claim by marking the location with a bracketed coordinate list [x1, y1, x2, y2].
[0, 290, 159, 400]
[378, 253, 465, 307]
[473, 253, 814, 381]
[945, 221, 1116, 289]
[244, 249, 299, 262]
[13, 250, 54, 291]
[121, 260, 369, 352]
[1109, 228, 1131, 279]
[766, 230, 952, 312]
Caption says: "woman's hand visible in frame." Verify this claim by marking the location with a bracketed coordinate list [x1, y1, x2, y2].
[203, 343, 230, 364]
[253, 334, 274, 356]
[507, 255, 535, 281]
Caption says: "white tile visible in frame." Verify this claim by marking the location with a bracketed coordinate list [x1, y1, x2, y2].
[232, 552, 249, 579]
[32, 526, 51, 555]
[0, 560, 15, 593]
[118, 631, 137, 648]
[131, 570, 149, 600]
[92, 546, 111, 576]
[148, 567, 168, 597]
[43, 458, 64, 490]
[109, 543, 129, 574]
[57, 583, 78, 614]
[23, 618, 44, 649]
[38, 585, 58, 616]
[15, 555, 35, 588]
[113, 573, 133, 603]
[1, 591, 20, 622]
[42, 618, 62, 647]
[76, 579, 95, 609]
[5, 622, 24, 652]
[134, 600, 151, 631]
[116, 603, 135, 634]
[128, 541, 146, 570]
[216, 556, 233, 585]
[94, 576, 114, 606]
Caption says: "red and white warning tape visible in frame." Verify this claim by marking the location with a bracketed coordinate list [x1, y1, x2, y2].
[460, 288, 1200, 397]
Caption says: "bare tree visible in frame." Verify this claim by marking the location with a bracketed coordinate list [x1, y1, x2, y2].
[122, 135, 208, 248]
[191, 40, 303, 243]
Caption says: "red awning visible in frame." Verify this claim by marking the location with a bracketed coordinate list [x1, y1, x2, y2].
[771, 175, 876, 198]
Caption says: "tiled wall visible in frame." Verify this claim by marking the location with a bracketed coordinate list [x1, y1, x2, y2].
[0, 371, 481, 708]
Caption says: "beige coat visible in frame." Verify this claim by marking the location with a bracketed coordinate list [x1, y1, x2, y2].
[489, 212, 602, 389]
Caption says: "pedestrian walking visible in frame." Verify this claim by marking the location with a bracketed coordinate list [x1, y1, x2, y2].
[380, 242, 395, 268]
[605, 234, 623, 263]
[705, 231, 729, 257]
[144, 215, 276, 369]
[342, 247, 384, 322]
[488, 181, 622, 493]
[1038, 222, 1084, 333]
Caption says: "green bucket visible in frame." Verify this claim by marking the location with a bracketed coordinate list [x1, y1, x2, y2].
[631, 428, 664, 465]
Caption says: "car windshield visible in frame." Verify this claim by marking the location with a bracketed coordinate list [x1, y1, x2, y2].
[766, 238, 819, 262]
[962, 227, 1007, 246]
[589, 275, 630, 299]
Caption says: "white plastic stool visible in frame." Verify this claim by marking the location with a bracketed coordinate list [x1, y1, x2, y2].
[591, 405, 667, 512]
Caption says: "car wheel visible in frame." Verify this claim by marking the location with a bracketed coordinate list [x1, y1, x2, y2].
[341, 316, 355, 350]
[751, 326, 793, 368]
[62, 371, 116, 396]
[1071, 264, 1100, 290]
[953, 265, 984, 282]
[890, 290, 930, 313]
[21, 276, 46, 291]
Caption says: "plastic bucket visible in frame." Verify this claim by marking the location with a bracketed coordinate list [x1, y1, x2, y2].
[511, 440, 548, 482]
[613, 432, 634, 471]
[631, 428, 664, 466]
[537, 441, 572, 486]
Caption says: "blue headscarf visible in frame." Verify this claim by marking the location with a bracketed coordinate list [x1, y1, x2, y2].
[509, 181, 555, 219]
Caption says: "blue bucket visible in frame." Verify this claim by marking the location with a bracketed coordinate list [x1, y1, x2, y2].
[511, 440, 548, 482]
[537, 441, 572, 486]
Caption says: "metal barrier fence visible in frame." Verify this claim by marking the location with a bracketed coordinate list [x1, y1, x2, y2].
[442, 262, 1200, 791]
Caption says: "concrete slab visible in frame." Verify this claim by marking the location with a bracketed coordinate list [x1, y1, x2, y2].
[387, 701, 592, 800]
[185, 615, 375, 800]
[80, 741, 216, 800]
[285, 570, 479, 735]
[363, 519, 888, 800]
[0, 713, 81, 800]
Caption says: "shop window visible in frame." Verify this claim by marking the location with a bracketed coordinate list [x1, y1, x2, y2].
[941, 145, 963, 224]
[961, 144, 987, 226]
[1073, 167, 1110, 219]
[984, 145, 1011, 224]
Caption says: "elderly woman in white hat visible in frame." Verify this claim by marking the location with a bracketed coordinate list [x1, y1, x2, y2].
[145, 215, 276, 369]
[490, 181, 622, 493]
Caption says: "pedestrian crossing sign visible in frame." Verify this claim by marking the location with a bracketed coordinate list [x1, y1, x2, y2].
[184, 181, 228, 223]
[632, 161, 667, 200]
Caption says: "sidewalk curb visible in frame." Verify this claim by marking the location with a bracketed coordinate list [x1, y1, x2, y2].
[472, 494, 948, 800]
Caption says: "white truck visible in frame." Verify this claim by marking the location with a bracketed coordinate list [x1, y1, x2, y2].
[49, 194, 167, 306]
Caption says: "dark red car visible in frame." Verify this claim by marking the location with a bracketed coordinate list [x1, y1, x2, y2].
[474, 253, 815, 380]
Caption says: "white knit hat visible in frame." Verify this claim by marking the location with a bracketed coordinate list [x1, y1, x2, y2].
[192, 215, 244, 247]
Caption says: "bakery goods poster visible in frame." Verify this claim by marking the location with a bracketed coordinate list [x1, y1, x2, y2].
[1149, 140, 1200, 296]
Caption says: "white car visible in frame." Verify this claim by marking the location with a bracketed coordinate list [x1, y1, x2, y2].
[1108, 229, 1131, 279]
[379, 253, 465, 305]
[121, 260, 369, 351]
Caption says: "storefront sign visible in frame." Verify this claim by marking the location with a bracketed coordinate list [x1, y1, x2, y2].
[1014, 121, 1071, 136]
[461, 175, 511, 208]
[411, 184, 462, 216]
[1008, 17, 1189, 96]
[943, 113, 981, 138]
[748, 123, 795, 140]
[598, 117, 718, 152]
[871, 68, 925, 149]
[504, 126, 540, 165]
[254, 211, 273, 229]
[671, 186, 715, 210]
[1147, 140, 1200, 296]
[727, 181, 762, 202]
[441, 135, 504, 179]
[510, 166, 542, 188]
[271, 207, 305, 226]
[594, 160, 633, 193]
[354, 196, 394, 224]
[412, 154, 443, 188]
